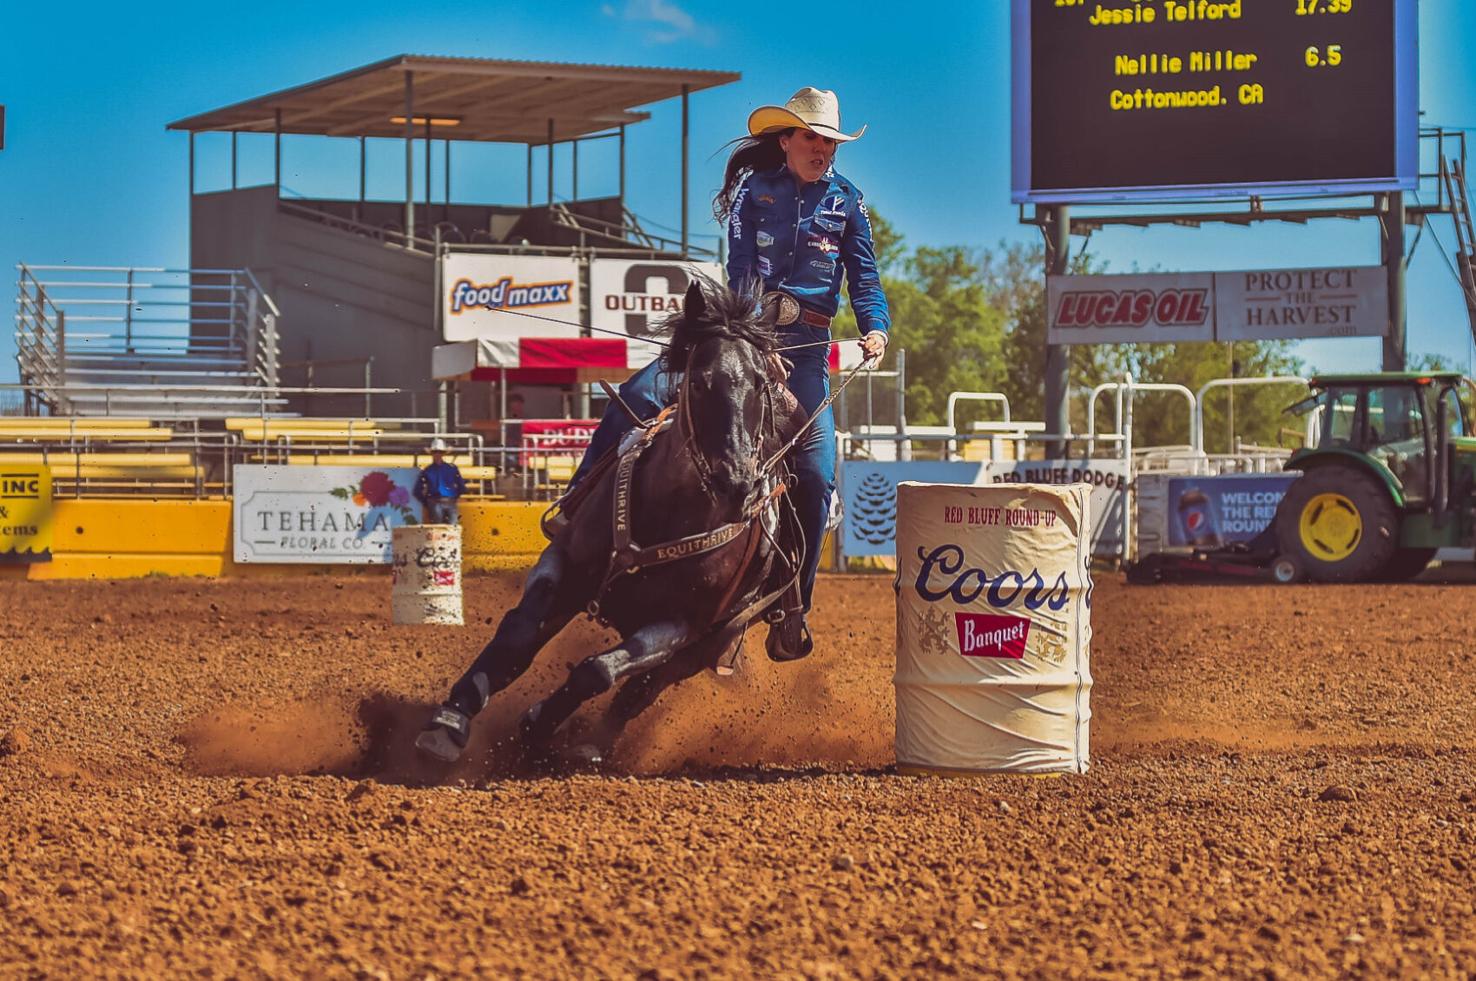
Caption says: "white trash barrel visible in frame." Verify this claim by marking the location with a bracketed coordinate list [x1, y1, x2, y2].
[392, 524, 464, 626]
[894, 482, 1093, 775]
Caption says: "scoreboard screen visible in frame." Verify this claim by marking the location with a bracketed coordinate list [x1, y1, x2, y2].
[1011, 0, 1419, 203]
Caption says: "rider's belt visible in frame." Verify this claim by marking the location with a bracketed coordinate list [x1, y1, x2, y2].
[765, 291, 831, 331]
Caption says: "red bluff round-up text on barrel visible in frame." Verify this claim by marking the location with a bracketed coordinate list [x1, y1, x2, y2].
[391, 524, 464, 626]
[894, 482, 1093, 775]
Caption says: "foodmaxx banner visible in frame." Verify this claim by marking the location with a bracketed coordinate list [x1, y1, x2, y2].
[840, 459, 1128, 559]
[233, 465, 421, 564]
[1048, 267, 1387, 344]
[589, 259, 725, 368]
[0, 466, 52, 563]
[442, 254, 581, 343]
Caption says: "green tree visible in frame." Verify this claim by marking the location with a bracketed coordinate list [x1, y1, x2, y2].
[836, 214, 1307, 451]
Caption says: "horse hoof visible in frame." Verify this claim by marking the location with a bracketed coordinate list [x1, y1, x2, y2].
[415, 705, 470, 764]
[564, 743, 605, 769]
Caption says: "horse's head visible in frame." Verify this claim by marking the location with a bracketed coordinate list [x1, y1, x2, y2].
[662, 278, 778, 503]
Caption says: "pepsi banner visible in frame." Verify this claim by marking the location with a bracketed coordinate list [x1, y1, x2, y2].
[1165, 473, 1298, 548]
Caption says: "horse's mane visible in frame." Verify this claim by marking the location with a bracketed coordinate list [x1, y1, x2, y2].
[658, 276, 776, 372]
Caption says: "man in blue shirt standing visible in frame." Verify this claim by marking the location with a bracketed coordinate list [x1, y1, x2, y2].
[415, 439, 467, 525]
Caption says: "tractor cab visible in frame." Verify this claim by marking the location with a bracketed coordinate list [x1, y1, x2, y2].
[1277, 372, 1476, 581]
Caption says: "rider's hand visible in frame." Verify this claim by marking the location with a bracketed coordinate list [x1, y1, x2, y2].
[859, 331, 888, 362]
[764, 351, 788, 384]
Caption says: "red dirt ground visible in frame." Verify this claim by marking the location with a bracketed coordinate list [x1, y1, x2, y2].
[2, 572, 1474, 977]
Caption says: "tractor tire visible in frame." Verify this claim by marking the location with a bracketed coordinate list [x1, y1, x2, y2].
[1378, 548, 1437, 582]
[1275, 466, 1399, 583]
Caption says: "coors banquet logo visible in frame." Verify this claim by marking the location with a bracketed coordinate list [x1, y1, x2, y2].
[1054, 287, 1209, 329]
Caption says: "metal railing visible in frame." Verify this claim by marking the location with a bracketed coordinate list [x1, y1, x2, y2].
[276, 197, 722, 261]
[15, 265, 283, 414]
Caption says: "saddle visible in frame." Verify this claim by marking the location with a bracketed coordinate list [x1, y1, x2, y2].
[544, 392, 807, 669]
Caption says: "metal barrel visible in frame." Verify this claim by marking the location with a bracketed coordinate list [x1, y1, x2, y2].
[391, 524, 464, 626]
[893, 482, 1093, 775]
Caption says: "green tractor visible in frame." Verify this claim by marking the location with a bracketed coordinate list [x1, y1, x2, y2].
[1276, 372, 1476, 582]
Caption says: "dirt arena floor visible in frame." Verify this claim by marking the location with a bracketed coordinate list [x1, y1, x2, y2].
[2, 569, 1474, 978]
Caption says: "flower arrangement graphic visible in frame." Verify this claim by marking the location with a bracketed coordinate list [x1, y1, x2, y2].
[330, 471, 418, 525]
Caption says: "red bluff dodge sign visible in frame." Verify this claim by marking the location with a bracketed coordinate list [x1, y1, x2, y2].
[1047, 267, 1387, 345]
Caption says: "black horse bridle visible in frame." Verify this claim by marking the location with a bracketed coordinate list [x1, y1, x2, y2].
[676, 335, 780, 502]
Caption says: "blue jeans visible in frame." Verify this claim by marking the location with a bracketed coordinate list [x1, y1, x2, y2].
[572, 326, 835, 610]
[424, 499, 460, 525]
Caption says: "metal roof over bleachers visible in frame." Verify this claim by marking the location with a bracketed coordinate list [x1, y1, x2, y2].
[166, 54, 740, 144]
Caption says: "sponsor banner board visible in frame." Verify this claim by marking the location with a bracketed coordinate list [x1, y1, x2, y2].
[589, 259, 725, 368]
[980, 460, 1129, 558]
[0, 465, 52, 563]
[1048, 272, 1214, 345]
[233, 465, 421, 564]
[1215, 266, 1387, 341]
[1048, 267, 1387, 344]
[1165, 473, 1298, 549]
[519, 418, 599, 468]
[442, 254, 581, 343]
[841, 461, 982, 559]
[840, 459, 1127, 558]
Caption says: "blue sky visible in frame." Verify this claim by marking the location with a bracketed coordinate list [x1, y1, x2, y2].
[2, 0, 1475, 382]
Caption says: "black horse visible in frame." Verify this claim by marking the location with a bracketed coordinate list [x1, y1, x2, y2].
[416, 280, 807, 768]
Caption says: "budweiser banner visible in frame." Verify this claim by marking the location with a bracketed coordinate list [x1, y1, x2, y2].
[589, 259, 725, 368]
[893, 482, 1093, 774]
[1048, 267, 1388, 344]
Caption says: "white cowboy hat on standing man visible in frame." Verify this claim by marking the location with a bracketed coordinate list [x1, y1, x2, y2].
[747, 87, 866, 142]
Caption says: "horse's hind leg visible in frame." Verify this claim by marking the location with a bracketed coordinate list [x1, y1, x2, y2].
[582, 628, 739, 759]
[417, 546, 583, 763]
[517, 619, 692, 755]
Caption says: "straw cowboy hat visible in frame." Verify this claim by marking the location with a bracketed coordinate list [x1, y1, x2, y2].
[747, 87, 866, 142]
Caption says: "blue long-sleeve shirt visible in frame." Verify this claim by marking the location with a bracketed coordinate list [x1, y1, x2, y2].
[415, 461, 466, 502]
[726, 165, 892, 337]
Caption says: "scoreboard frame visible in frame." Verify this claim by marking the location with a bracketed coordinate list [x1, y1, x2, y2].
[1010, 0, 1420, 204]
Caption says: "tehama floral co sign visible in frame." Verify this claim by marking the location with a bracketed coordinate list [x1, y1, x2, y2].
[232, 465, 420, 564]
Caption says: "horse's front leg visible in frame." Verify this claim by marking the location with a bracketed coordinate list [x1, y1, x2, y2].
[416, 545, 585, 763]
[517, 619, 693, 756]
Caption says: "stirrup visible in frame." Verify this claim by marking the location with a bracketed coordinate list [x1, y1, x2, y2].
[766, 615, 813, 662]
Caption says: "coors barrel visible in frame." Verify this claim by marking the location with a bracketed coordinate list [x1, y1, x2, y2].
[894, 482, 1093, 775]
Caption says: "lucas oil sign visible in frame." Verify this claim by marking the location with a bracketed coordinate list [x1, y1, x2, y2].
[0, 466, 52, 563]
[1048, 267, 1388, 344]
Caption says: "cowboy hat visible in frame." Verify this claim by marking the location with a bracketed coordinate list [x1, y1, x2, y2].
[429, 438, 448, 452]
[747, 88, 866, 142]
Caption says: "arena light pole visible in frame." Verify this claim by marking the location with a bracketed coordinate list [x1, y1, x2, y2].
[1383, 191, 1408, 371]
[680, 84, 690, 256]
[1042, 204, 1071, 456]
[403, 71, 415, 245]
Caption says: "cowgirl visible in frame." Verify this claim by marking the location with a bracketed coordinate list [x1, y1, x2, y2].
[570, 87, 891, 659]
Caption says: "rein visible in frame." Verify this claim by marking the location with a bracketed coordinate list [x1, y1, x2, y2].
[586, 335, 794, 627]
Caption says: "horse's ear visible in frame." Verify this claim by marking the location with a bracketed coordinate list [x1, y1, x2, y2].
[683, 280, 707, 323]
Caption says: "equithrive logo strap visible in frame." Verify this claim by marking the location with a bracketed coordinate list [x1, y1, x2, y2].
[449, 277, 573, 314]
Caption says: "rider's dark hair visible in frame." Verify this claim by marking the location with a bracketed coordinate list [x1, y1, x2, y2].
[712, 131, 790, 225]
